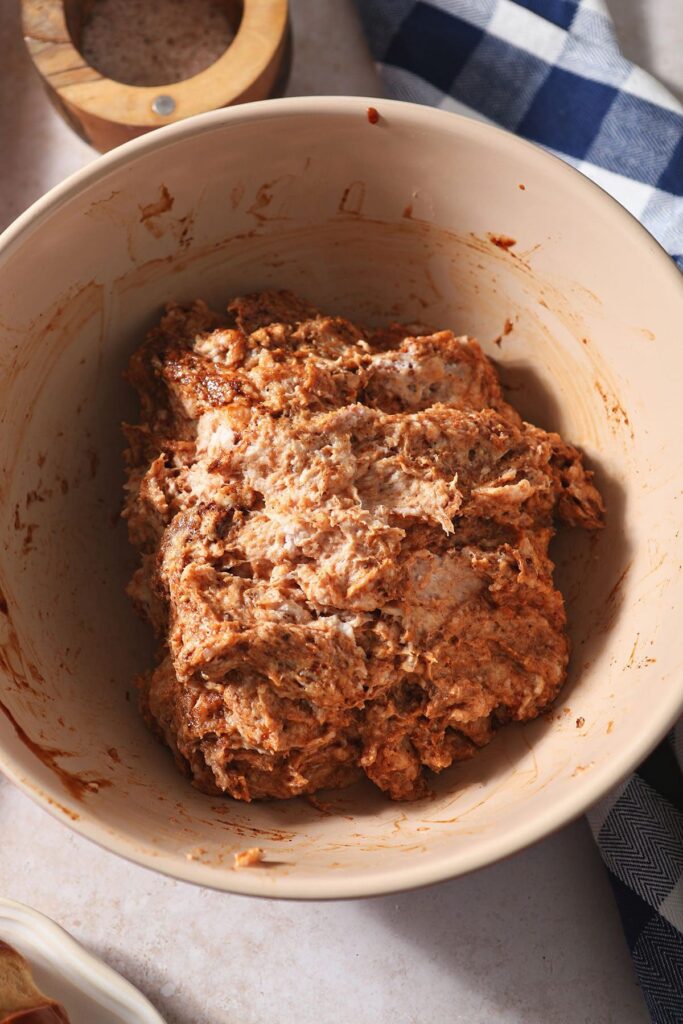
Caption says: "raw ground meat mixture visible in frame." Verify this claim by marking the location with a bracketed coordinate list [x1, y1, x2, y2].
[123, 291, 604, 801]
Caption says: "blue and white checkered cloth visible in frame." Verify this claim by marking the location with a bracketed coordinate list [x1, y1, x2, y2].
[359, 0, 683, 270]
[356, 2, 683, 1020]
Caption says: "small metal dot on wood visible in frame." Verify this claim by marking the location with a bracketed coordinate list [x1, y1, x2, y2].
[152, 95, 176, 116]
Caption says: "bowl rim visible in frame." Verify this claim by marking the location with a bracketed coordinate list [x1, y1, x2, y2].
[0, 95, 682, 900]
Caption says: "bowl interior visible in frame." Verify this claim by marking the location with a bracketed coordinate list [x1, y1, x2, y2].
[1, 99, 681, 897]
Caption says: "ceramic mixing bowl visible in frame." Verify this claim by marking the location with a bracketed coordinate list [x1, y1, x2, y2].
[0, 97, 681, 898]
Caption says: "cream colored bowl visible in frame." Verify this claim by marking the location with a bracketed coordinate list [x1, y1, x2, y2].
[0, 98, 681, 898]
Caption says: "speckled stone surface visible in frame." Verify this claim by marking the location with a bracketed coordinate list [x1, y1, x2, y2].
[2, 1, 680, 1021]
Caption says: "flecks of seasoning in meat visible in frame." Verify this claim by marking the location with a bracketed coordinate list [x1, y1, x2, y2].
[576, 717, 585, 729]
[367, 106, 379, 124]
[123, 290, 605, 803]
[518, 184, 526, 191]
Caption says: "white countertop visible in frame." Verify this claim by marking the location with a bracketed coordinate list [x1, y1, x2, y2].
[3, 2, 681, 1021]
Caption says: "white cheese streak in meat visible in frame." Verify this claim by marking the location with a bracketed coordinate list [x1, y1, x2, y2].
[123, 291, 604, 801]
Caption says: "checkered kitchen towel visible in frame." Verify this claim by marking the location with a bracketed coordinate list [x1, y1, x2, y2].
[356, 1, 683, 1020]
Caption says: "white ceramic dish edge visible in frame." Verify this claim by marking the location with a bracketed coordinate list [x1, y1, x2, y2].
[0, 897, 166, 1022]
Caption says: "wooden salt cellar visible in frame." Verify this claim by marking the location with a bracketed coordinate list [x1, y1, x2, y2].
[22, 0, 289, 152]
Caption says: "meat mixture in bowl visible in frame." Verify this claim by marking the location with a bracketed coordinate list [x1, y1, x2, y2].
[123, 291, 604, 801]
